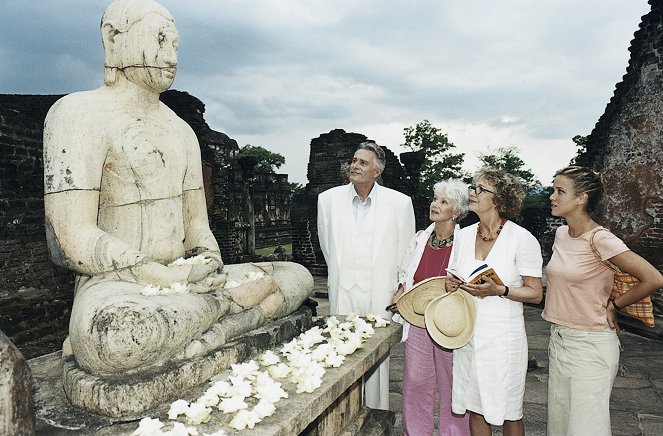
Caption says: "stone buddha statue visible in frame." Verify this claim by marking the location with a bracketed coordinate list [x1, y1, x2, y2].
[43, 0, 312, 378]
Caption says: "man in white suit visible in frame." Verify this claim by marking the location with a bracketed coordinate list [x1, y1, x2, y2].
[317, 141, 415, 410]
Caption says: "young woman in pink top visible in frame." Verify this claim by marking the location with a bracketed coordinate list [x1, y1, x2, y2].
[543, 166, 663, 436]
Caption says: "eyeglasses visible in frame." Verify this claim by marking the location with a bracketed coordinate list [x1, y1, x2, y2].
[469, 184, 496, 195]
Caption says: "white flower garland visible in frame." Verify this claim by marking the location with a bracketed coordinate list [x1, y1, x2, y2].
[132, 313, 390, 435]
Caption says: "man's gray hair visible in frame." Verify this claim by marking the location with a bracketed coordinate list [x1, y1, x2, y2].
[433, 178, 470, 220]
[357, 141, 386, 171]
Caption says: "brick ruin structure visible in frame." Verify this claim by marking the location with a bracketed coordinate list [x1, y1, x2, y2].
[0, 90, 292, 357]
[574, 0, 663, 336]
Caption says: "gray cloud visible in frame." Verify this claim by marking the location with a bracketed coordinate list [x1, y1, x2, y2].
[0, 0, 650, 183]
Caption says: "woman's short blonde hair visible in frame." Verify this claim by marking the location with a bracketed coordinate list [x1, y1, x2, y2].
[474, 167, 525, 219]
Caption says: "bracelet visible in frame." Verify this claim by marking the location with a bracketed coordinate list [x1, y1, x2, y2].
[500, 285, 510, 298]
[609, 298, 622, 311]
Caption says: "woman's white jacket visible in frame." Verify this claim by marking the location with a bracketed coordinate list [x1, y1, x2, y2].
[393, 222, 459, 341]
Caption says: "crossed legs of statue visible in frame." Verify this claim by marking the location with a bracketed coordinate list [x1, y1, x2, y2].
[68, 262, 311, 377]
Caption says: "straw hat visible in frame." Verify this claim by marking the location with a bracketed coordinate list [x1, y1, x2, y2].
[424, 289, 476, 349]
[396, 276, 447, 328]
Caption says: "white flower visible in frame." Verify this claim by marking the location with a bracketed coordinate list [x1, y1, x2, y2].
[254, 378, 288, 403]
[168, 255, 211, 267]
[196, 391, 219, 408]
[217, 396, 248, 414]
[163, 422, 198, 436]
[167, 399, 190, 420]
[253, 400, 276, 418]
[259, 350, 280, 366]
[335, 341, 357, 356]
[346, 333, 364, 350]
[206, 380, 231, 398]
[325, 352, 345, 368]
[227, 377, 253, 398]
[366, 313, 378, 321]
[184, 401, 211, 425]
[374, 317, 389, 327]
[229, 409, 261, 430]
[345, 313, 359, 322]
[231, 360, 259, 380]
[280, 338, 301, 355]
[132, 417, 164, 436]
[170, 282, 188, 294]
[310, 343, 334, 362]
[267, 363, 290, 379]
[299, 327, 325, 348]
[287, 351, 313, 368]
[296, 375, 323, 393]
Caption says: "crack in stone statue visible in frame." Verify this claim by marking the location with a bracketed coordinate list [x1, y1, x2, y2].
[42, 0, 312, 389]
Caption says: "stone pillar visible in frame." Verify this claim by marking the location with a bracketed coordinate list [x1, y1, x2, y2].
[0, 329, 34, 436]
[238, 155, 258, 255]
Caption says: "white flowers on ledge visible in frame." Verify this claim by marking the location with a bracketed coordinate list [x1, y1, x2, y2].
[132, 312, 390, 434]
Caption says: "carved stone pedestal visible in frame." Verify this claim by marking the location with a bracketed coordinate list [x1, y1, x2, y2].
[31, 316, 401, 435]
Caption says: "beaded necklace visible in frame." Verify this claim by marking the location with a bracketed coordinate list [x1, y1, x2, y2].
[430, 232, 454, 249]
[477, 218, 506, 242]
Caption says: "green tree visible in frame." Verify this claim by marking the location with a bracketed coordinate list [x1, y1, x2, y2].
[401, 120, 466, 196]
[477, 146, 547, 207]
[238, 144, 286, 174]
[570, 134, 588, 165]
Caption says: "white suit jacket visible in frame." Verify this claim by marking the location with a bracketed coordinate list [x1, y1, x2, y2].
[317, 183, 415, 316]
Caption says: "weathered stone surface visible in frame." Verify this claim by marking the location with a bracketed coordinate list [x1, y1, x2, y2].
[575, 1, 663, 334]
[0, 329, 34, 436]
[50, 307, 310, 420]
[36, 1, 315, 417]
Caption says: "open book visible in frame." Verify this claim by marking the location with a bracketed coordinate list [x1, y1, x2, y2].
[446, 264, 504, 286]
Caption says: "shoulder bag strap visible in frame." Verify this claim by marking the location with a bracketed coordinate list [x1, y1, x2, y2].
[589, 227, 622, 274]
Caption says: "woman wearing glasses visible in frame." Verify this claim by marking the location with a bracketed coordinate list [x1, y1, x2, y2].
[447, 167, 543, 436]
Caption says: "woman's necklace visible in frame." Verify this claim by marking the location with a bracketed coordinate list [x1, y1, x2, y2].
[477, 218, 506, 242]
[430, 231, 454, 249]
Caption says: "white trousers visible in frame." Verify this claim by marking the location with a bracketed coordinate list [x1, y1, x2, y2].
[336, 284, 391, 410]
[547, 324, 620, 436]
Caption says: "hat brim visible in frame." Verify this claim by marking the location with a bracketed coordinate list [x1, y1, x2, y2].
[396, 276, 447, 328]
[424, 289, 476, 349]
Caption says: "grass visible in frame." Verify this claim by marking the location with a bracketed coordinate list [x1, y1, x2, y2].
[255, 244, 292, 256]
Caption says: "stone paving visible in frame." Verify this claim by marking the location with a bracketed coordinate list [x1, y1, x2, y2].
[311, 276, 663, 435]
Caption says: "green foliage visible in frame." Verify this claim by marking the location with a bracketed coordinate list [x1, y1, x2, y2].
[238, 144, 286, 174]
[477, 146, 547, 207]
[401, 120, 467, 196]
[570, 134, 588, 165]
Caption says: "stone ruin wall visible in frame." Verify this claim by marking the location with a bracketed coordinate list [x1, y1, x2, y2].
[576, 0, 663, 335]
[0, 90, 293, 357]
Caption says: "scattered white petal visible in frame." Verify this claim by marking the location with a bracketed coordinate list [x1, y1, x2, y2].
[229, 409, 261, 430]
[253, 400, 276, 418]
[184, 401, 212, 425]
[206, 380, 231, 398]
[259, 350, 280, 366]
[167, 399, 190, 420]
[217, 396, 248, 414]
[163, 422, 198, 436]
[267, 363, 290, 379]
[132, 417, 164, 436]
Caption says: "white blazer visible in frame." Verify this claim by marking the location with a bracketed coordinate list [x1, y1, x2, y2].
[317, 182, 415, 317]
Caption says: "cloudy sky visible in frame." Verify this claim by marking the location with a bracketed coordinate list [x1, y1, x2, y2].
[1, 0, 650, 185]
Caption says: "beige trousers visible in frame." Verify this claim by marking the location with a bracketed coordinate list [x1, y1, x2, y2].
[547, 324, 620, 436]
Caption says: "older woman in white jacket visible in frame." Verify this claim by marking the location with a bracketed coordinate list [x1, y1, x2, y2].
[390, 179, 470, 436]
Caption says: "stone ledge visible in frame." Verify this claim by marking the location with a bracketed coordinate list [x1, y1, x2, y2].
[32, 316, 402, 435]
